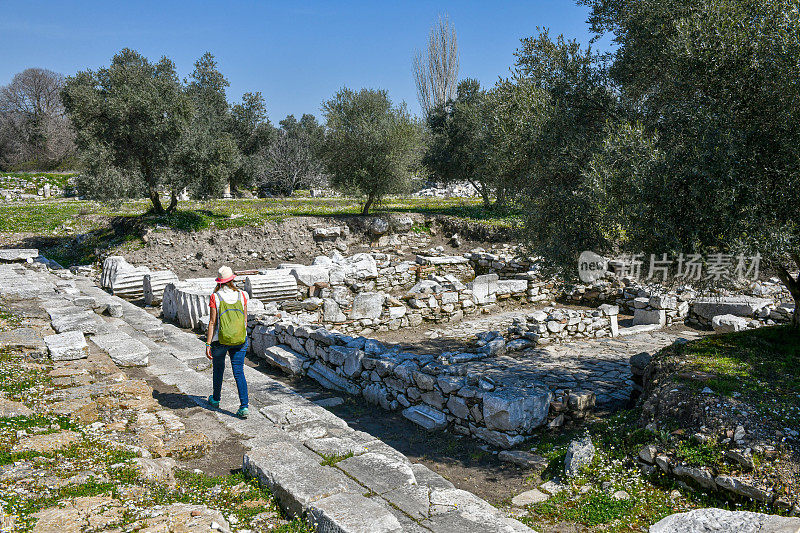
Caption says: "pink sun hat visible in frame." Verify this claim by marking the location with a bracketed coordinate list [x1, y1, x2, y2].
[215, 265, 236, 284]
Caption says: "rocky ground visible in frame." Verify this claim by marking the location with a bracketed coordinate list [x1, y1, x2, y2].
[0, 300, 306, 532]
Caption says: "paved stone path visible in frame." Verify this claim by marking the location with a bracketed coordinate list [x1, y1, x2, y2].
[406, 306, 706, 408]
[0, 264, 533, 533]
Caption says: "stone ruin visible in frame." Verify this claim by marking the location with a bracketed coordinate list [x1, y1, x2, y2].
[95, 250, 797, 448]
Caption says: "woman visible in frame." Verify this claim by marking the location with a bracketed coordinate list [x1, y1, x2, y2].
[205, 265, 249, 418]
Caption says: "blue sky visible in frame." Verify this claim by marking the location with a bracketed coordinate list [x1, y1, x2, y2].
[1, 1, 609, 121]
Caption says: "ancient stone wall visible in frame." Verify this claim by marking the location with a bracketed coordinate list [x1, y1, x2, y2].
[249, 322, 595, 448]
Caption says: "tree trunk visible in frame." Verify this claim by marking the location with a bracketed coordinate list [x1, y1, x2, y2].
[149, 188, 165, 215]
[494, 185, 507, 209]
[776, 260, 800, 332]
[362, 193, 375, 215]
[166, 191, 178, 214]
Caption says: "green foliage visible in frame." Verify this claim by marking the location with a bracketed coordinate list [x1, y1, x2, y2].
[319, 451, 354, 466]
[322, 87, 423, 214]
[62, 49, 194, 214]
[425, 79, 496, 207]
[579, 0, 800, 323]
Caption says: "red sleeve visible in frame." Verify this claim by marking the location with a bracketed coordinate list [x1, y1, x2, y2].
[209, 293, 217, 309]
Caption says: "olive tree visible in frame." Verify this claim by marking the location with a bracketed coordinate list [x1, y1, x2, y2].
[580, 0, 800, 329]
[321, 88, 421, 214]
[62, 49, 193, 213]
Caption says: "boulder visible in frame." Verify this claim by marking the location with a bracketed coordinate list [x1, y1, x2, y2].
[370, 218, 389, 235]
[564, 435, 595, 477]
[712, 314, 749, 333]
[649, 508, 800, 533]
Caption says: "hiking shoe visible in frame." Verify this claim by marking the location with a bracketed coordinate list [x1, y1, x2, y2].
[207, 395, 220, 408]
[236, 407, 249, 419]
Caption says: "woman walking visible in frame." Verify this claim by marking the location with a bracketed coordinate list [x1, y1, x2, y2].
[205, 266, 249, 418]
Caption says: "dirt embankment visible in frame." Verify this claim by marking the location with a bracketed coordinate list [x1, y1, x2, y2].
[109, 214, 511, 278]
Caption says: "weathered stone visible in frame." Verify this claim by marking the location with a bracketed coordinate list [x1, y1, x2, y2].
[243, 442, 357, 518]
[350, 292, 384, 321]
[0, 397, 34, 417]
[307, 492, 402, 533]
[650, 508, 800, 533]
[337, 452, 415, 495]
[673, 465, 717, 491]
[633, 308, 666, 326]
[564, 435, 595, 477]
[402, 405, 447, 430]
[91, 331, 149, 367]
[13, 430, 81, 453]
[260, 345, 308, 375]
[511, 489, 550, 507]
[446, 396, 470, 419]
[712, 314, 749, 333]
[692, 296, 774, 320]
[715, 475, 773, 502]
[482, 386, 552, 433]
[498, 450, 548, 469]
[132, 457, 177, 485]
[469, 426, 525, 449]
[470, 274, 498, 305]
[44, 330, 88, 361]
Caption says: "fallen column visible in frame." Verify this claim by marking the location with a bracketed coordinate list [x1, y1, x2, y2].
[143, 271, 179, 306]
[244, 271, 298, 303]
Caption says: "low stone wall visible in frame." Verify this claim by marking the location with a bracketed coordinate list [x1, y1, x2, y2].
[249, 322, 595, 448]
[688, 296, 794, 329]
[465, 249, 536, 278]
[507, 304, 620, 346]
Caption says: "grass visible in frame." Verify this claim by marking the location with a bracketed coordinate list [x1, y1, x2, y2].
[670, 325, 800, 428]
[319, 451, 354, 466]
[0, 195, 516, 234]
[0, 172, 77, 194]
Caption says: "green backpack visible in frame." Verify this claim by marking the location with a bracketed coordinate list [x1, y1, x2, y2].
[217, 291, 246, 346]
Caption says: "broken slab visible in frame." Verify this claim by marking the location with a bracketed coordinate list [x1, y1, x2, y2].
[91, 331, 149, 367]
[257, 345, 308, 375]
[350, 292, 385, 321]
[691, 296, 774, 320]
[649, 508, 800, 533]
[0, 248, 38, 262]
[482, 386, 552, 433]
[307, 492, 403, 533]
[401, 404, 447, 430]
[44, 330, 88, 361]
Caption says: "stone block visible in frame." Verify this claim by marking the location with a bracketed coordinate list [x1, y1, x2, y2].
[261, 345, 308, 375]
[401, 405, 447, 430]
[712, 314, 749, 333]
[350, 292, 384, 320]
[633, 308, 666, 326]
[307, 492, 402, 533]
[482, 386, 552, 433]
[44, 330, 88, 361]
[692, 296, 774, 320]
[243, 442, 358, 518]
[470, 274, 498, 305]
[337, 452, 415, 495]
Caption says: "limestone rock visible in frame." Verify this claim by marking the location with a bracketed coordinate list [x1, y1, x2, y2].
[350, 292, 384, 320]
[564, 435, 595, 477]
[260, 345, 308, 375]
[482, 386, 552, 433]
[712, 314, 749, 333]
[44, 330, 88, 361]
[13, 430, 81, 453]
[649, 508, 800, 533]
[0, 397, 33, 417]
[511, 489, 550, 507]
[402, 404, 447, 430]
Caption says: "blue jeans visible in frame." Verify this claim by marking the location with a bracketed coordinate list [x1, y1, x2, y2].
[210, 338, 249, 409]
